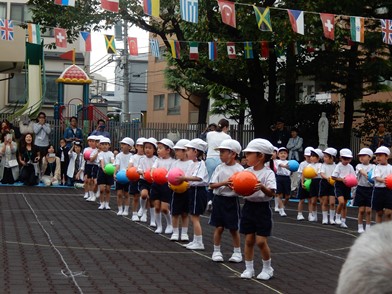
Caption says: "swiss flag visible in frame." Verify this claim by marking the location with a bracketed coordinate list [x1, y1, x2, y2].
[54, 28, 67, 48]
[227, 42, 236, 59]
[101, 0, 119, 13]
[128, 37, 138, 56]
[218, 0, 236, 28]
[320, 13, 335, 40]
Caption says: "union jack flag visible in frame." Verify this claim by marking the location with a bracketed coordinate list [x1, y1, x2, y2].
[381, 19, 392, 45]
[0, 19, 14, 41]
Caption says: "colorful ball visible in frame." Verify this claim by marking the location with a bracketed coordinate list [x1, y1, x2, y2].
[328, 177, 336, 186]
[344, 174, 358, 188]
[152, 168, 168, 185]
[126, 167, 140, 181]
[169, 181, 189, 193]
[304, 179, 311, 191]
[116, 170, 129, 184]
[303, 166, 317, 179]
[104, 163, 116, 176]
[287, 160, 299, 172]
[143, 169, 153, 183]
[385, 174, 392, 190]
[367, 170, 374, 184]
[84, 149, 92, 161]
[167, 168, 185, 185]
[232, 171, 258, 196]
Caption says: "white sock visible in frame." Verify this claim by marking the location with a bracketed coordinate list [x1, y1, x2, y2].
[274, 197, 279, 208]
[330, 210, 335, 219]
[262, 258, 272, 269]
[181, 227, 188, 234]
[194, 235, 203, 243]
[366, 224, 371, 230]
[123, 205, 129, 213]
[322, 211, 328, 219]
[95, 189, 100, 197]
[163, 212, 172, 226]
[358, 224, 363, 230]
[172, 227, 179, 234]
[140, 198, 147, 211]
[132, 211, 138, 216]
[155, 212, 162, 228]
[118, 206, 123, 212]
[150, 208, 155, 222]
[213, 245, 221, 252]
[336, 214, 341, 220]
[245, 260, 254, 271]
[233, 247, 241, 254]
[341, 218, 346, 223]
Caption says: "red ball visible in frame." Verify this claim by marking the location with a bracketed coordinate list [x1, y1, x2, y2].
[167, 168, 185, 185]
[84, 149, 92, 161]
[126, 167, 140, 181]
[344, 174, 358, 188]
[385, 174, 392, 190]
[144, 169, 153, 183]
[152, 167, 168, 185]
[232, 171, 258, 196]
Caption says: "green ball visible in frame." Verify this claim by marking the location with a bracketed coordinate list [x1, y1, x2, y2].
[304, 179, 311, 192]
[104, 163, 115, 176]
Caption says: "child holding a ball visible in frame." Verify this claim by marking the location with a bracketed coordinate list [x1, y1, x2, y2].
[83, 136, 99, 202]
[97, 137, 115, 210]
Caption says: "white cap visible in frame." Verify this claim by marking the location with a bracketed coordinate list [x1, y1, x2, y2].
[100, 137, 111, 144]
[173, 139, 190, 150]
[340, 148, 353, 158]
[87, 135, 97, 141]
[243, 139, 274, 155]
[273, 147, 279, 152]
[136, 137, 146, 145]
[323, 147, 337, 157]
[311, 148, 324, 158]
[158, 138, 174, 149]
[374, 146, 391, 156]
[185, 138, 208, 152]
[304, 147, 314, 156]
[278, 147, 288, 152]
[120, 137, 134, 146]
[358, 148, 373, 157]
[144, 137, 157, 148]
[216, 139, 242, 154]
[96, 135, 105, 142]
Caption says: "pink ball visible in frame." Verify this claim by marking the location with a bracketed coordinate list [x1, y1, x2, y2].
[167, 168, 185, 185]
[344, 174, 358, 188]
[84, 149, 92, 161]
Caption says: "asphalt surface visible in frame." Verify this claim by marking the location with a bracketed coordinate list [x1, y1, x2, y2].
[0, 186, 361, 293]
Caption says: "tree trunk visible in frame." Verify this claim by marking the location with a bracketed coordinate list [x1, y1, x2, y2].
[285, 42, 298, 108]
[197, 94, 209, 124]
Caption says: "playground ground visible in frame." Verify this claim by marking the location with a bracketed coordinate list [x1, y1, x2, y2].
[0, 186, 359, 293]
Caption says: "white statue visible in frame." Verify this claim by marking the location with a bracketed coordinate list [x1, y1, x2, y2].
[318, 112, 328, 150]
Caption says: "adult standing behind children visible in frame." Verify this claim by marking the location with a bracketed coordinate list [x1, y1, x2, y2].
[370, 123, 392, 152]
[270, 118, 290, 149]
[33, 112, 51, 160]
[64, 116, 83, 148]
[286, 127, 303, 161]
[91, 119, 110, 138]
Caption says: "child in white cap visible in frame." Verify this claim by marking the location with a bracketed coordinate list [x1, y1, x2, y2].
[307, 148, 323, 222]
[209, 139, 244, 263]
[296, 147, 312, 221]
[97, 137, 115, 210]
[371, 146, 392, 223]
[320, 148, 337, 224]
[83, 135, 99, 202]
[332, 148, 356, 228]
[354, 148, 375, 231]
[240, 138, 276, 281]
[275, 147, 291, 217]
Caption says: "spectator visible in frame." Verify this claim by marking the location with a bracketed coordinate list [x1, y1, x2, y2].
[286, 127, 303, 161]
[370, 123, 392, 152]
[0, 119, 15, 142]
[91, 119, 110, 138]
[64, 116, 83, 148]
[18, 133, 40, 186]
[0, 131, 19, 184]
[199, 123, 217, 141]
[270, 118, 290, 148]
[33, 112, 51, 160]
[41, 145, 61, 186]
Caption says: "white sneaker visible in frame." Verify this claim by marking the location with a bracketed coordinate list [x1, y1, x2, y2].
[183, 241, 194, 247]
[150, 220, 156, 227]
[340, 222, 348, 229]
[131, 214, 139, 221]
[212, 251, 224, 262]
[358, 227, 365, 233]
[186, 241, 204, 250]
[137, 207, 143, 217]
[279, 210, 287, 217]
[104, 202, 111, 210]
[165, 225, 173, 234]
[229, 252, 242, 263]
[117, 209, 123, 216]
[207, 200, 213, 212]
[84, 192, 89, 199]
[335, 218, 342, 225]
[122, 210, 129, 216]
[297, 214, 305, 221]
[257, 267, 274, 280]
[274, 207, 280, 213]
[170, 233, 179, 241]
[140, 213, 147, 222]
[322, 219, 328, 225]
[308, 214, 315, 222]
[330, 218, 336, 225]
[87, 194, 96, 202]
[180, 233, 189, 241]
[98, 203, 105, 210]
[154, 226, 162, 234]
[240, 269, 255, 279]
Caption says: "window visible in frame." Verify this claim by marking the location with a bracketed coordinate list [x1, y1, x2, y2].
[167, 93, 181, 115]
[155, 46, 166, 62]
[153, 94, 165, 110]
[0, 2, 6, 19]
[10, 3, 32, 22]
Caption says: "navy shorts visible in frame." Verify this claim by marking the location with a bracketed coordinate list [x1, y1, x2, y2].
[128, 180, 140, 195]
[97, 168, 114, 186]
[115, 182, 130, 192]
[240, 201, 272, 237]
[209, 195, 240, 230]
[353, 186, 373, 207]
[309, 178, 321, 198]
[297, 180, 310, 199]
[276, 175, 291, 195]
[188, 186, 208, 216]
[138, 179, 152, 194]
[150, 182, 172, 203]
[371, 187, 392, 211]
[171, 191, 189, 215]
[85, 164, 98, 179]
[319, 179, 334, 197]
[334, 181, 351, 200]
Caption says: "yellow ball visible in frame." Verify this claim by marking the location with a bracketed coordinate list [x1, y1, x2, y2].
[303, 166, 317, 179]
[169, 181, 189, 193]
[328, 177, 336, 186]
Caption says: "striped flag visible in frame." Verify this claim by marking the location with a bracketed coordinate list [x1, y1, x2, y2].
[28, 23, 41, 44]
[189, 42, 199, 60]
[169, 40, 181, 59]
[287, 9, 304, 35]
[350, 16, 364, 43]
[180, 0, 198, 23]
[208, 42, 217, 60]
[143, 0, 160, 17]
[54, 0, 75, 6]
[150, 39, 160, 58]
[244, 42, 253, 59]
[101, 0, 119, 12]
[79, 31, 91, 52]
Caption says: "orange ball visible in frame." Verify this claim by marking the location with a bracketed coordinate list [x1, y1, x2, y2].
[126, 167, 140, 181]
[232, 171, 258, 196]
[303, 166, 317, 179]
[144, 169, 153, 183]
[152, 167, 168, 185]
[385, 174, 392, 190]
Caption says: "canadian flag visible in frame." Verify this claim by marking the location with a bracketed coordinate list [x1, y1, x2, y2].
[54, 28, 67, 48]
[227, 42, 236, 59]
[101, 0, 119, 12]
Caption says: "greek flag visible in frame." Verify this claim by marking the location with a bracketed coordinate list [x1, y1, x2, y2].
[180, 0, 198, 23]
[150, 39, 160, 58]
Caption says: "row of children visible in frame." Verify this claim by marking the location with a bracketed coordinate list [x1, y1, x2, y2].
[79, 134, 277, 281]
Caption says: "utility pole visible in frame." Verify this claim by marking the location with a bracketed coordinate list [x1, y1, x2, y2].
[123, 19, 130, 122]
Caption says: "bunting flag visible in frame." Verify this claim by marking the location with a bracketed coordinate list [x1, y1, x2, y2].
[287, 9, 304, 35]
[260, 41, 269, 58]
[381, 19, 392, 45]
[54, 0, 75, 6]
[150, 39, 160, 58]
[0, 19, 14, 41]
[189, 42, 199, 60]
[59, 49, 75, 64]
[180, 0, 198, 23]
[208, 42, 217, 60]
[104, 34, 116, 54]
[227, 42, 236, 59]
[244, 42, 253, 59]
[169, 39, 181, 59]
[28, 23, 41, 44]
[101, 0, 119, 12]
[218, 0, 236, 28]
[320, 13, 335, 40]
[79, 31, 91, 52]
[143, 0, 160, 17]
[54, 28, 67, 48]
[350, 17, 364, 43]
[128, 37, 138, 56]
[254, 6, 272, 31]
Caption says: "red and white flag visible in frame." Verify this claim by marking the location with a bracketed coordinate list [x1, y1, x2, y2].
[218, 0, 236, 28]
[227, 42, 236, 59]
[128, 37, 138, 56]
[54, 28, 67, 48]
[101, 0, 119, 12]
[320, 13, 335, 40]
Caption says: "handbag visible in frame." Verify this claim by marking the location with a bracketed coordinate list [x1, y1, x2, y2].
[8, 159, 18, 167]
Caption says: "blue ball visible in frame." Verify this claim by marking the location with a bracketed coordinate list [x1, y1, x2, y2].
[116, 170, 129, 184]
[368, 170, 374, 184]
[287, 160, 299, 172]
